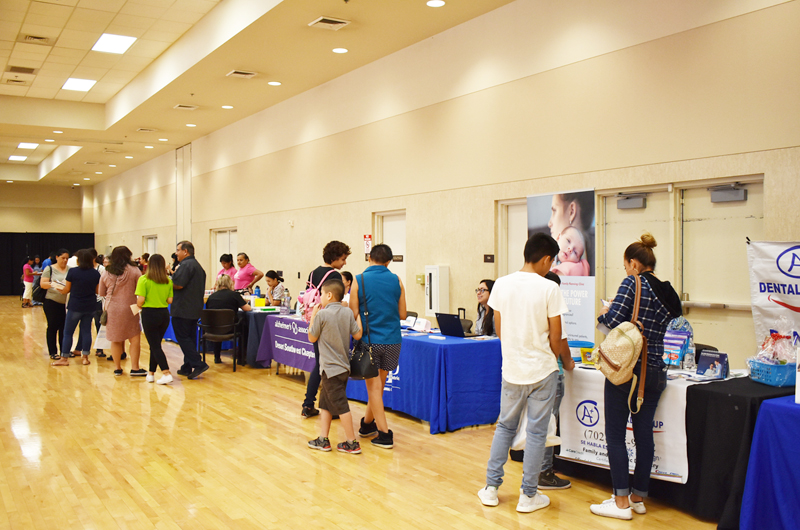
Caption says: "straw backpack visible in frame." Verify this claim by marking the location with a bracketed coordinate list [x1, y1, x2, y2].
[594, 274, 648, 414]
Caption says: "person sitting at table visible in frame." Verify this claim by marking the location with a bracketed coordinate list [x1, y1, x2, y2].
[475, 279, 496, 336]
[217, 253, 236, 282]
[348, 244, 408, 449]
[590, 233, 682, 520]
[264, 270, 285, 306]
[234, 253, 264, 293]
[206, 274, 252, 364]
[341, 271, 353, 306]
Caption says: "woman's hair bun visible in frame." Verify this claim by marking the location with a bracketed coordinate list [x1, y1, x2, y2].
[640, 232, 657, 249]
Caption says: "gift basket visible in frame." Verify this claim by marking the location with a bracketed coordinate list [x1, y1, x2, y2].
[747, 316, 797, 387]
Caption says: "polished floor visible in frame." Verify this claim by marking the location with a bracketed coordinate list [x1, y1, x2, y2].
[2, 297, 715, 529]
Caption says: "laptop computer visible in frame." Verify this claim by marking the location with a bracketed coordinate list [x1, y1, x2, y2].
[436, 312, 478, 338]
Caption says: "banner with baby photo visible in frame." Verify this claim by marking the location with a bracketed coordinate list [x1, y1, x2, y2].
[527, 190, 596, 344]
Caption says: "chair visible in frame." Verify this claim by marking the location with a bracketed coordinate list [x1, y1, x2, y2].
[199, 309, 243, 372]
[406, 311, 418, 319]
[695, 343, 718, 353]
[460, 319, 473, 334]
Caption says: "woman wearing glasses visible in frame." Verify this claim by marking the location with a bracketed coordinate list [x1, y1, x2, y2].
[475, 279, 496, 336]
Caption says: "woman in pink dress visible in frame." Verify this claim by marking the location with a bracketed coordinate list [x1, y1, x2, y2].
[233, 253, 264, 292]
[216, 253, 237, 283]
[99, 246, 145, 376]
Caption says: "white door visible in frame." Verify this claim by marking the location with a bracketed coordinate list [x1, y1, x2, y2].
[144, 236, 157, 256]
[381, 213, 406, 287]
[506, 202, 528, 276]
[212, 229, 237, 268]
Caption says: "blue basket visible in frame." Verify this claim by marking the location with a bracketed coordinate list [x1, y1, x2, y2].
[748, 359, 797, 387]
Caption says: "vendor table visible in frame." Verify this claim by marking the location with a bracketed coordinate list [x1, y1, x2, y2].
[346, 334, 502, 434]
[556, 376, 792, 528]
[740, 396, 800, 530]
[254, 314, 316, 372]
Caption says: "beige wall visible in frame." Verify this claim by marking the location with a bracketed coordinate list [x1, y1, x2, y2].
[86, 2, 800, 367]
[0, 182, 83, 232]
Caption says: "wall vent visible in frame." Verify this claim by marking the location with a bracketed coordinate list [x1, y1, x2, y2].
[308, 16, 350, 30]
[136, 127, 158, 132]
[173, 104, 199, 110]
[226, 70, 257, 79]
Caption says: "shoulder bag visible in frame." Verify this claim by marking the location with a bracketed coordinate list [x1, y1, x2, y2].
[594, 274, 648, 414]
[31, 265, 51, 304]
[100, 275, 120, 326]
[349, 273, 380, 380]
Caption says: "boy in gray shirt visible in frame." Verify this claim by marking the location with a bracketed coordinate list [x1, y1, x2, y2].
[307, 279, 363, 454]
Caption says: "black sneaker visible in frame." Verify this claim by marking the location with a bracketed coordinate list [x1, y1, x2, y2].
[359, 417, 378, 437]
[214, 356, 223, 364]
[337, 440, 362, 454]
[301, 406, 319, 419]
[187, 363, 209, 380]
[307, 437, 331, 451]
[129, 368, 147, 377]
[538, 468, 571, 490]
[371, 430, 394, 449]
[176, 368, 191, 376]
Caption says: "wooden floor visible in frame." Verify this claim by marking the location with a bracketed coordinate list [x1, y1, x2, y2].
[1, 296, 716, 530]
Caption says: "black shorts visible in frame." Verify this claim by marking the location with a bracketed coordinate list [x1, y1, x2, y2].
[319, 372, 350, 415]
[371, 343, 402, 373]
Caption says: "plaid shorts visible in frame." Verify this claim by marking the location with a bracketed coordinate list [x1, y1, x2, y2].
[371, 343, 402, 372]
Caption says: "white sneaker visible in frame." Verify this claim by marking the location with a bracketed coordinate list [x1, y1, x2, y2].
[146, 374, 155, 383]
[517, 492, 550, 513]
[591, 498, 633, 520]
[601, 495, 646, 514]
[156, 374, 173, 385]
[477, 486, 499, 507]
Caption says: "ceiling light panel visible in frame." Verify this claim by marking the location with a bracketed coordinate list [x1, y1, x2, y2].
[92, 34, 137, 54]
[9, 156, 27, 161]
[18, 143, 39, 149]
[62, 78, 97, 91]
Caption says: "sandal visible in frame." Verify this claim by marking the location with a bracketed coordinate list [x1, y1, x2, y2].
[51, 359, 69, 366]
[82, 357, 90, 365]
[96, 351, 106, 358]
[114, 369, 123, 376]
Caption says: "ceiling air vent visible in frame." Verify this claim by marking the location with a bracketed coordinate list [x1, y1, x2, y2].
[5, 78, 29, 85]
[9, 66, 36, 75]
[173, 104, 199, 110]
[83, 161, 100, 166]
[103, 148, 121, 154]
[308, 16, 350, 30]
[136, 127, 158, 132]
[226, 70, 257, 79]
[23, 35, 50, 45]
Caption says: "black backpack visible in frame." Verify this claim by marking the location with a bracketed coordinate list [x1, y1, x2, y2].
[31, 266, 50, 303]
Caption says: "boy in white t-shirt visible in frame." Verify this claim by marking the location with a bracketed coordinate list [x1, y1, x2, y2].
[477, 233, 568, 514]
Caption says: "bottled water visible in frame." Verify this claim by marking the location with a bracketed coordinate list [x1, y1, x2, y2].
[254, 285, 261, 297]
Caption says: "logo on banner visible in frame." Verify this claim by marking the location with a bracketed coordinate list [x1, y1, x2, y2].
[291, 321, 298, 334]
[384, 366, 399, 391]
[576, 400, 600, 427]
[776, 246, 800, 279]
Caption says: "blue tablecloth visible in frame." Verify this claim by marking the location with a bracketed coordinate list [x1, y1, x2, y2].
[740, 395, 800, 530]
[346, 334, 502, 434]
[244, 311, 271, 367]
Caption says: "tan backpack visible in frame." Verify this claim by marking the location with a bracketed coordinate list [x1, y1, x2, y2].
[594, 274, 649, 414]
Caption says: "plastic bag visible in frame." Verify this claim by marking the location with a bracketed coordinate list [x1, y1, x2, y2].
[511, 406, 560, 451]
[755, 316, 797, 364]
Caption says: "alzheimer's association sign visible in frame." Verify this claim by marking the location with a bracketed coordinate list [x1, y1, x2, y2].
[748, 241, 800, 345]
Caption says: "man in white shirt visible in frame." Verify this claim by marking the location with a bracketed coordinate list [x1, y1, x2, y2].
[477, 232, 567, 514]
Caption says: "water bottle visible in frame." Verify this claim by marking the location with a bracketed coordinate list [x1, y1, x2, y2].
[281, 289, 291, 315]
[254, 285, 261, 297]
[683, 344, 696, 371]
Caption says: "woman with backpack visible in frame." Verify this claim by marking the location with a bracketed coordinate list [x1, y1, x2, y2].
[41, 249, 70, 360]
[301, 240, 351, 419]
[589, 233, 682, 520]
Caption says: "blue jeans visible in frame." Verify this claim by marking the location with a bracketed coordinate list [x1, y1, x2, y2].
[172, 316, 203, 370]
[541, 373, 564, 471]
[486, 372, 557, 497]
[604, 362, 668, 497]
[62, 309, 95, 358]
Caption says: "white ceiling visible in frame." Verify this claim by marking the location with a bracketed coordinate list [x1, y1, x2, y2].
[0, 0, 516, 186]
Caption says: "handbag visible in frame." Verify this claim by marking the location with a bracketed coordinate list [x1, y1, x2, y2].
[349, 273, 380, 380]
[100, 275, 120, 326]
[31, 265, 51, 303]
[594, 274, 648, 414]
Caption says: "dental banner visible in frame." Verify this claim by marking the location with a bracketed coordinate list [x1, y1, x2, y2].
[747, 240, 800, 346]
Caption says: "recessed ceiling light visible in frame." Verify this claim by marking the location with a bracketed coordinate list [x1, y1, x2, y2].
[221, 105, 233, 109]
[92, 33, 137, 54]
[63, 78, 97, 92]
[268, 81, 281, 86]
[144, 145, 153, 149]
[9, 155, 27, 161]
[427, 0, 446, 6]
[74, 183, 80, 186]
[6, 180, 13, 183]
[109, 164, 116, 167]
[158, 138, 168, 141]
[186, 123, 196, 127]
[125, 156, 133, 159]
[95, 172, 102, 174]
[18, 142, 39, 149]
[332, 48, 348, 54]
[84, 177, 91, 180]
[45, 139, 54, 142]
[53, 130, 63, 134]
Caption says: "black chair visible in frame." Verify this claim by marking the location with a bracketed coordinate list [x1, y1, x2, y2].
[695, 343, 718, 353]
[199, 309, 243, 372]
[460, 319, 473, 334]
[406, 311, 418, 319]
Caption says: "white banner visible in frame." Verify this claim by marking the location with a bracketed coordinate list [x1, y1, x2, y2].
[559, 368, 698, 484]
[747, 241, 800, 346]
